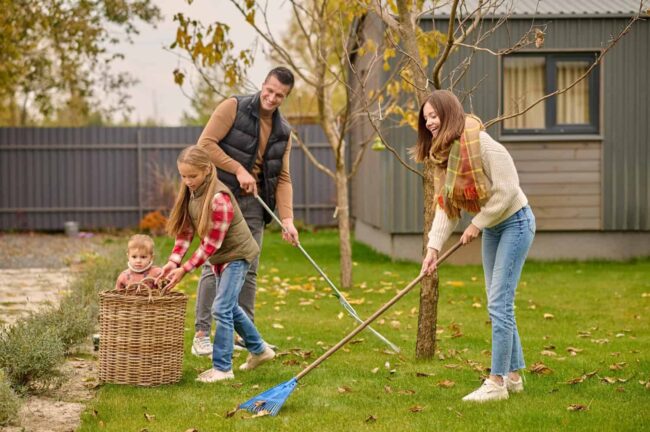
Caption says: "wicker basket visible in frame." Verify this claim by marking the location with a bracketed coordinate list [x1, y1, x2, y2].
[99, 280, 188, 386]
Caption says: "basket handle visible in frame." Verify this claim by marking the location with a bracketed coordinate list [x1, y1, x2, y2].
[123, 277, 169, 301]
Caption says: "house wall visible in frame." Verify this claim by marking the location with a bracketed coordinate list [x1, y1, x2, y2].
[351, 15, 649, 239]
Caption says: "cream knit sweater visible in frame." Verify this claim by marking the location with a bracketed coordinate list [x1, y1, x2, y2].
[427, 131, 528, 251]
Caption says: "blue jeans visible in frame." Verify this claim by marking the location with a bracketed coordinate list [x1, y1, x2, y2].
[481, 205, 535, 376]
[211, 259, 266, 372]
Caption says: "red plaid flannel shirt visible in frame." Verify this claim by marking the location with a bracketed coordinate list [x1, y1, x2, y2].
[168, 192, 234, 274]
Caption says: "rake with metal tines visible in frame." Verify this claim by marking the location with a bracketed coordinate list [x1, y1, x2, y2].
[254, 194, 399, 353]
[239, 241, 463, 416]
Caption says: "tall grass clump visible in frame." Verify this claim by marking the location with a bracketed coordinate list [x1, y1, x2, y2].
[0, 322, 65, 393]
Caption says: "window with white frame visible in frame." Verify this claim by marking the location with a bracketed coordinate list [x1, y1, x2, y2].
[502, 52, 600, 135]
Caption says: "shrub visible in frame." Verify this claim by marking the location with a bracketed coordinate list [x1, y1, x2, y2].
[27, 298, 94, 354]
[0, 320, 65, 393]
[139, 210, 168, 236]
[0, 372, 20, 426]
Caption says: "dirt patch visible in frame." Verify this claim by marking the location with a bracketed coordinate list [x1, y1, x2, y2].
[0, 233, 109, 269]
[1, 355, 97, 432]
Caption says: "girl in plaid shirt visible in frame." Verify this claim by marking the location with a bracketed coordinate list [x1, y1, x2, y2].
[160, 146, 275, 382]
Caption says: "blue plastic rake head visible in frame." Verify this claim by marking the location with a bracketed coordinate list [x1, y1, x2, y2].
[239, 378, 298, 416]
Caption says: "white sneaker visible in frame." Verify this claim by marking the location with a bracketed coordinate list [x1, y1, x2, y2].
[191, 336, 212, 357]
[462, 379, 509, 402]
[196, 368, 234, 382]
[505, 376, 524, 393]
[239, 345, 276, 371]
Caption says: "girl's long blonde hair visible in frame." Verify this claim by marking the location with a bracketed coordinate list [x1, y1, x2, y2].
[166, 145, 218, 239]
[410, 90, 466, 163]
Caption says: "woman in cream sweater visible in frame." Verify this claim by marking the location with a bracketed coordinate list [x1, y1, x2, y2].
[417, 90, 535, 403]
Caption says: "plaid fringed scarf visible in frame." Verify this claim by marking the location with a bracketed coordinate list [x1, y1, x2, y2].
[432, 115, 490, 219]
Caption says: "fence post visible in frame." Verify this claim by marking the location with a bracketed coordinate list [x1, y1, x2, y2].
[137, 129, 144, 223]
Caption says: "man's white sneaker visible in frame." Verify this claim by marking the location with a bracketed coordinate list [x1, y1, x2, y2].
[462, 379, 509, 402]
[196, 368, 234, 382]
[505, 376, 524, 393]
[191, 336, 212, 357]
[239, 345, 276, 371]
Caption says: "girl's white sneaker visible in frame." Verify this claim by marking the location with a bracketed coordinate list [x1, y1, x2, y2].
[505, 376, 524, 393]
[462, 379, 509, 402]
[196, 368, 234, 383]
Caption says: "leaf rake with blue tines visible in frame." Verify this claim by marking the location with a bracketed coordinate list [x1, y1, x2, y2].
[239, 241, 463, 416]
[255, 195, 399, 353]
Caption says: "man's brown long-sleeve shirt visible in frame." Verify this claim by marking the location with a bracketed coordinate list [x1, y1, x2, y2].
[196, 97, 293, 220]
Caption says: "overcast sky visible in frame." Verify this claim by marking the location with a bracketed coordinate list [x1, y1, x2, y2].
[112, 0, 289, 125]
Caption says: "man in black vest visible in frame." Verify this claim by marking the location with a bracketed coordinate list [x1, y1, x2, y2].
[190, 67, 298, 356]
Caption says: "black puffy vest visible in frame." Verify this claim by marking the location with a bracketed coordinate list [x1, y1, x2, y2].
[217, 92, 291, 223]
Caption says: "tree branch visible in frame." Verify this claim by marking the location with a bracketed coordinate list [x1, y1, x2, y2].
[291, 130, 335, 178]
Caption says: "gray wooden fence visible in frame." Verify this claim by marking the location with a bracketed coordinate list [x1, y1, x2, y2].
[0, 125, 337, 231]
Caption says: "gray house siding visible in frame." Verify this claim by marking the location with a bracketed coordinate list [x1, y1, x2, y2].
[352, 16, 649, 234]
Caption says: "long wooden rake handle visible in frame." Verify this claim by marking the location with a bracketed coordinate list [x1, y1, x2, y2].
[295, 241, 463, 380]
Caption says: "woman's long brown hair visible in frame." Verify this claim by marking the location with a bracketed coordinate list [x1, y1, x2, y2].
[166, 146, 218, 239]
[411, 90, 466, 163]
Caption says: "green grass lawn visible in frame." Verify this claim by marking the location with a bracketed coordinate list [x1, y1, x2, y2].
[80, 230, 649, 431]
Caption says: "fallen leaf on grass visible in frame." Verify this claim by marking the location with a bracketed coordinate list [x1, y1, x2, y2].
[337, 386, 352, 393]
[437, 380, 455, 388]
[543, 313, 554, 320]
[184, 429, 199, 432]
[225, 407, 239, 418]
[541, 350, 557, 357]
[144, 413, 155, 422]
[251, 410, 271, 418]
[565, 376, 585, 385]
[416, 372, 433, 377]
[609, 362, 627, 371]
[365, 414, 377, 423]
[529, 362, 553, 375]
[567, 404, 589, 412]
[384, 385, 393, 394]
[445, 281, 465, 287]
[567, 347, 583, 356]
[591, 338, 609, 345]
[272, 323, 285, 329]
[471, 302, 482, 308]
[371, 367, 379, 374]
[398, 389, 416, 395]
[409, 405, 424, 413]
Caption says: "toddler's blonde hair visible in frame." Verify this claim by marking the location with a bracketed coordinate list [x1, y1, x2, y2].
[127, 234, 155, 255]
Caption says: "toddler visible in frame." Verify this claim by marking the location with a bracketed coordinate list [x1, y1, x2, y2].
[115, 234, 163, 290]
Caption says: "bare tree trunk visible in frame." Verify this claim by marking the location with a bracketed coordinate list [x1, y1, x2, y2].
[335, 164, 353, 289]
[416, 159, 439, 358]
